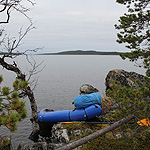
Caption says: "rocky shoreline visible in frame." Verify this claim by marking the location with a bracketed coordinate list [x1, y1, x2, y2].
[1, 69, 146, 150]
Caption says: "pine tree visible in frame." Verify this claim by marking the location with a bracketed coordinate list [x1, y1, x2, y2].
[0, 75, 27, 132]
[105, 0, 150, 143]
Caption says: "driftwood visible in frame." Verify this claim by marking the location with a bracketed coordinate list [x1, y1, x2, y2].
[55, 114, 135, 150]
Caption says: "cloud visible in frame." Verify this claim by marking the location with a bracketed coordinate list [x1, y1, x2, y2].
[2, 0, 128, 52]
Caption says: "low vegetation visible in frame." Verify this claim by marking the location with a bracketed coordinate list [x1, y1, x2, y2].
[62, 120, 150, 150]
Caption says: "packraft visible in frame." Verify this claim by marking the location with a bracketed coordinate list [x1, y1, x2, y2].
[38, 104, 102, 123]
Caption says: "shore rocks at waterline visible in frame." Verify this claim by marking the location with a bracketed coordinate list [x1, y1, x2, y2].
[21, 124, 69, 150]
[22, 142, 63, 150]
[105, 69, 145, 90]
[21, 124, 93, 150]
[80, 84, 99, 94]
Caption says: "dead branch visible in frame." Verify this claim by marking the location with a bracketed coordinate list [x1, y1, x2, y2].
[0, 0, 8, 13]
[0, 0, 35, 24]
[2, 23, 35, 59]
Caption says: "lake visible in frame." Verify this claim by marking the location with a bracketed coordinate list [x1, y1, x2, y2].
[0, 55, 146, 147]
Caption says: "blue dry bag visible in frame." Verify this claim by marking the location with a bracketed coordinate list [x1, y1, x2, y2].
[74, 93, 101, 109]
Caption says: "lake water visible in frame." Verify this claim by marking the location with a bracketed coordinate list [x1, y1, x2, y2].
[0, 55, 146, 147]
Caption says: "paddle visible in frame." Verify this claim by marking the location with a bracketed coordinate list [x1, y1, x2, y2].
[137, 118, 150, 127]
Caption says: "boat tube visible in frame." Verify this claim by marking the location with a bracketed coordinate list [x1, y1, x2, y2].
[38, 104, 102, 123]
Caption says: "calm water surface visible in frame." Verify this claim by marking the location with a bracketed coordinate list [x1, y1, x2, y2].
[0, 55, 145, 147]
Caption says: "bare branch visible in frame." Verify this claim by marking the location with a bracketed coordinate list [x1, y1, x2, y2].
[22, 47, 43, 55]
[24, 55, 45, 92]
[0, 0, 35, 24]
[0, 29, 5, 46]
[27, 0, 36, 6]
[14, 23, 35, 51]
[0, 3, 12, 24]
[0, 0, 8, 13]
[2, 23, 35, 59]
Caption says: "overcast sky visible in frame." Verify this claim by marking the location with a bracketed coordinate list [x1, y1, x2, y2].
[3, 0, 128, 53]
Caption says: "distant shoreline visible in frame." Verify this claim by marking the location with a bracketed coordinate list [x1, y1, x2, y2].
[38, 50, 121, 55]
[0, 50, 122, 55]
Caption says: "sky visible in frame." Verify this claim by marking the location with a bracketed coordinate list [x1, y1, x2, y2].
[2, 0, 128, 53]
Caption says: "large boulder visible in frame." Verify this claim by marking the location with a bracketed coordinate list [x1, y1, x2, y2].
[105, 69, 145, 91]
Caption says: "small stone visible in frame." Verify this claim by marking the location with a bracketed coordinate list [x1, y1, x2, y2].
[115, 133, 122, 139]
[83, 128, 93, 133]
[71, 129, 82, 137]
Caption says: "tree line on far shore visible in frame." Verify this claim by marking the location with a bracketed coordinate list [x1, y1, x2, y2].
[39, 50, 120, 55]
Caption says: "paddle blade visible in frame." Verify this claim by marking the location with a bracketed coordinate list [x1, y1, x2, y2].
[137, 118, 150, 127]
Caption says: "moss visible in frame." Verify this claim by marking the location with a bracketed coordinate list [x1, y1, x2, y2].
[82, 136, 150, 150]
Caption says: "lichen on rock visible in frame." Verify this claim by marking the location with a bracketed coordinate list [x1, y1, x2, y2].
[105, 69, 145, 91]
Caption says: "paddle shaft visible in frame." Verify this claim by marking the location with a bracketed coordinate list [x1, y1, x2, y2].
[60, 121, 136, 124]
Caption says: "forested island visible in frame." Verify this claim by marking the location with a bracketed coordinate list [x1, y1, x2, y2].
[0, 50, 120, 55]
[39, 50, 120, 55]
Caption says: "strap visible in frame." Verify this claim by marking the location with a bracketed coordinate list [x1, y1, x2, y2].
[94, 104, 98, 108]
[68, 110, 71, 121]
[83, 108, 88, 120]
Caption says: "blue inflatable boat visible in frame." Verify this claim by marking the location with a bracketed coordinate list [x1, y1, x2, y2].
[38, 104, 102, 123]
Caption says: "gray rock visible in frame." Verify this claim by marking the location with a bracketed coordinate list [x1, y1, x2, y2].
[105, 69, 145, 90]
[71, 129, 82, 137]
[83, 128, 93, 133]
[51, 124, 69, 144]
[70, 128, 93, 137]
[80, 84, 99, 94]
[114, 133, 122, 139]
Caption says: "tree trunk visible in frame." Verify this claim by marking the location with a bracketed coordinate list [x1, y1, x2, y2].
[56, 114, 135, 150]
